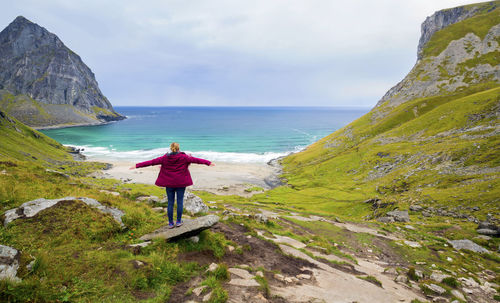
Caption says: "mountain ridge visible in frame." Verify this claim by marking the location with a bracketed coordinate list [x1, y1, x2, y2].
[0, 16, 124, 128]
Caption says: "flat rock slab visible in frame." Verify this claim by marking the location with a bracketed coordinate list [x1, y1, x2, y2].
[139, 215, 219, 241]
[3, 197, 125, 228]
[229, 268, 255, 280]
[448, 239, 488, 253]
[228, 278, 260, 287]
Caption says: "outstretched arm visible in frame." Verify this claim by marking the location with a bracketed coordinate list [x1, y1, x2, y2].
[187, 155, 213, 166]
[130, 155, 165, 169]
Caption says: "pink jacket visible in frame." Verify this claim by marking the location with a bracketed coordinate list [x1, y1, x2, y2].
[135, 152, 211, 188]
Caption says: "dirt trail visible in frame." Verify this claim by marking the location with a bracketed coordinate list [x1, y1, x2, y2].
[275, 244, 425, 303]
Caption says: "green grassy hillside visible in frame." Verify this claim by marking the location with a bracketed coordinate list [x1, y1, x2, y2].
[0, 112, 232, 302]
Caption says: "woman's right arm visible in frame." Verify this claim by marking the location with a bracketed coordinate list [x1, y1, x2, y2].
[135, 155, 165, 168]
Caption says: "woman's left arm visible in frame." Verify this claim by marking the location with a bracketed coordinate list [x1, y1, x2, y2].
[187, 155, 212, 166]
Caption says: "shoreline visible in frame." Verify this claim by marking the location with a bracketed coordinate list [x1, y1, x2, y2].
[89, 157, 283, 197]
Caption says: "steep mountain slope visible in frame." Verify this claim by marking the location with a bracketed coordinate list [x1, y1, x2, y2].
[273, 1, 499, 221]
[0, 16, 124, 128]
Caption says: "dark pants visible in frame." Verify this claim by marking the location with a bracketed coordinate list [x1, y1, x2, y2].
[165, 187, 186, 224]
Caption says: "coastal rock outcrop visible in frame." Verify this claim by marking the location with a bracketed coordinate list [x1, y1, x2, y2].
[0, 16, 124, 128]
[3, 197, 125, 228]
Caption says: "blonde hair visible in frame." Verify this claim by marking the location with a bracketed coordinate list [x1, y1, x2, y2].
[170, 142, 180, 153]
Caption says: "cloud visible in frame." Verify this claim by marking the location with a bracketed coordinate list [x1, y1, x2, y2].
[0, 0, 481, 107]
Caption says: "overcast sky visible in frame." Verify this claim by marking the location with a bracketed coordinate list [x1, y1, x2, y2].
[1, 0, 482, 107]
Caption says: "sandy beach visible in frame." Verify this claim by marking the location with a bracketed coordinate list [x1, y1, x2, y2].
[91, 159, 282, 196]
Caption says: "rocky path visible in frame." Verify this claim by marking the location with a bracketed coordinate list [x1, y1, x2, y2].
[173, 205, 427, 303]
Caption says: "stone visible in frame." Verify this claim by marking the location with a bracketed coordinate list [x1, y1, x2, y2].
[427, 283, 446, 295]
[404, 241, 422, 248]
[202, 291, 212, 302]
[384, 268, 398, 275]
[131, 260, 145, 268]
[229, 268, 254, 280]
[284, 277, 293, 284]
[151, 207, 164, 213]
[207, 263, 218, 273]
[188, 236, 200, 243]
[477, 221, 498, 230]
[404, 225, 416, 230]
[45, 169, 70, 179]
[227, 245, 235, 252]
[274, 273, 285, 282]
[0, 245, 20, 281]
[448, 239, 488, 253]
[136, 195, 160, 203]
[386, 210, 410, 222]
[139, 215, 219, 241]
[184, 192, 209, 215]
[297, 273, 311, 279]
[26, 259, 36, 272]
[430, 271, 451, 282]
[0, 16, 124, 128]
[409, 205, 423, 212]
[253, 293, 268, 302]
[432, 297, 449, 303]
[127, 241, 151, 249]
[256, 271, 264, 278]
[99, 190, 120, 196]
[254, 213, 268, 224]
[377, 216, 395, 223]
[3, 197, 125, 228]
[228, 278, 260, 287]
[451, 289, 465, 301]
[476, 228, 499, 236]
[193, 285, 207, 296]
[395, 275, 408, 283]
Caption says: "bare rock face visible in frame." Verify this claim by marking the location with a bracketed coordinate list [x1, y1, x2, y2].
[3, 197, 125, 228]
[375, 3, 500, 110]
[417, 4, 491, 59]
[0, 16, 124, 127]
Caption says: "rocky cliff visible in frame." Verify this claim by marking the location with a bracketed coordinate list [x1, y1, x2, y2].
[376, 1, 499, 110]
[0, 16, 124, 128]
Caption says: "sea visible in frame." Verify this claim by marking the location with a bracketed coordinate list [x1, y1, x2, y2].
[40, 107, 369, 163]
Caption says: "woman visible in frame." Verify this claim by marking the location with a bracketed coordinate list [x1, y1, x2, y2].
[130, 142, 214, 228]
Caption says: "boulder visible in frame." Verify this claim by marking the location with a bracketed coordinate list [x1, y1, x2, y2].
[377, 216, 395, 223]
[476, 228, 499, 236]
[448, 239, 488, 253]
[426, 283, 446, 295]
[139, 215, 219, 241]
[3, 197, 125, 228]
[184, 192, 209, 215]
[0, 245, 20, 281]
[386, 210, 410, 222]
[254, 213, 268, 224]
[409, 205, 423, 212]
[430, 271, 451, 282]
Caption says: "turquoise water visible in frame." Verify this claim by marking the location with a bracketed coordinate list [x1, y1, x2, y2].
[41, 107, 368, 163]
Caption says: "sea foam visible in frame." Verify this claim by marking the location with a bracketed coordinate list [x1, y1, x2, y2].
[69, 145, 303, 163]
